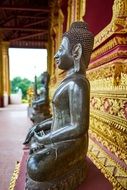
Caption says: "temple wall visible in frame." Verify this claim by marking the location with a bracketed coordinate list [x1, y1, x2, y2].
[48, 0, 127, 188]
[87, 0, 127, 188]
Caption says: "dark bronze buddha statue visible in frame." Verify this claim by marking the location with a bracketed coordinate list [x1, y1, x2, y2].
[30, 71, 51, 124]
[25, 21, 94, 190]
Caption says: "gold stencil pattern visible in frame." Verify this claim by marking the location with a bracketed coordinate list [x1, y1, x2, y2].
[89, 113, 127, 162]
[90, 96, 127, 120]
[88, 138, 127, 190]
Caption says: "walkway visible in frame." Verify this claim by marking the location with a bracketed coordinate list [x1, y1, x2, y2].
[0, 104, 32, 190]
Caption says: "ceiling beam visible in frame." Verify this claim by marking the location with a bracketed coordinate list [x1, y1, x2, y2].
[19, 40, 47, 43]
[10, 31, 48, 42]
[0, 15, 14, 25]
[10, 43, 47, 48]
[17, 15, 46, 19]
[0, 6, 50, 12]
[24, 18, 48, 27]
[0, 27, 47, 32]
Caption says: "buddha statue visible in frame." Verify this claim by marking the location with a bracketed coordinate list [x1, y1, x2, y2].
[25, 21, 94, 190]
[30, 72, 51, 124]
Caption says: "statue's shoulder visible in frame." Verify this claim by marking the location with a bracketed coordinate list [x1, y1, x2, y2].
[61, 73, 90, 90]
[71, 73, 90, 87]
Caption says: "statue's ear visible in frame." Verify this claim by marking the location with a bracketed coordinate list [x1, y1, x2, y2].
[72, 43, 82, 61]
[72, 43, 82, 72]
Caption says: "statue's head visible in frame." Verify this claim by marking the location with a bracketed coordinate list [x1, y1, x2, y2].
[54, 21, 94, 73]
[41, 72, 50, 86]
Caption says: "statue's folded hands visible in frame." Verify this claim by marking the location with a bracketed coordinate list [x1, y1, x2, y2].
[23, 117, 52, 144]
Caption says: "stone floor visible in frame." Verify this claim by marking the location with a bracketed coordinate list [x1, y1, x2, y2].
[0, 104, 32, 190]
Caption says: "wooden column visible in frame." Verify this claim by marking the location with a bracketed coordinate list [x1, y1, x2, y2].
[0, 41, 10, 107]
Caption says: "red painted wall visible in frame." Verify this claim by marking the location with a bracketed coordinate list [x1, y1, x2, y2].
[83, 0, 114, 35]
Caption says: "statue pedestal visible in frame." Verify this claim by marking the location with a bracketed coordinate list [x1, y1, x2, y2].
[25, 159, 87, 190]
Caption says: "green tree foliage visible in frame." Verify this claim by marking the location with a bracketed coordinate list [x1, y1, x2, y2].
[11, 77, 32, 99]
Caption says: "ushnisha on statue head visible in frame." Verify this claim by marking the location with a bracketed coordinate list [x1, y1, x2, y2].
[54, 21, 94, 74]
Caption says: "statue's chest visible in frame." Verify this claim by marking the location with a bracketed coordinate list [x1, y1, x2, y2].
[52, 82, 69, 109]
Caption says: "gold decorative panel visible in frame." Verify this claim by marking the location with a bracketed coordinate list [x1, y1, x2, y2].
[86, 0, 127, 187]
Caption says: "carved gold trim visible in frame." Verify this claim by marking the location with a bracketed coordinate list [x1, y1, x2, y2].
[94, 0, 127, 49]
[90, 79, 127, 92]
[89, 127, 127, 165]
[90, 111, 127, 162]
[87, 61, 127, 88]
[9, 162, 20, 190]
[94, 23, 113, 49]
[90, 110, 127, 133]
[91, 36, 127, 61]
[112, 0, 127, 18]
[91, 91, 127, 98]
[89, 50, 127, 70]
[88, 138, 127, 190]
[90, 96, 127, 119]
[50, 61, 127, 91]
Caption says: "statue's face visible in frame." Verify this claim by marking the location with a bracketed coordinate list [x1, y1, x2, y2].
[54, 37, 73, 70]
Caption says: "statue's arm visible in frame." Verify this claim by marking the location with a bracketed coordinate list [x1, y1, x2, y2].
[34, 79, 90, 144]
[32, 96, 46, 106]
[32, 88, 47, 106]
[35, 117, 52, 131]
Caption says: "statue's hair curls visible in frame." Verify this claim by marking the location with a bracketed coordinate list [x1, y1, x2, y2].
[63, 21, 94, 68]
